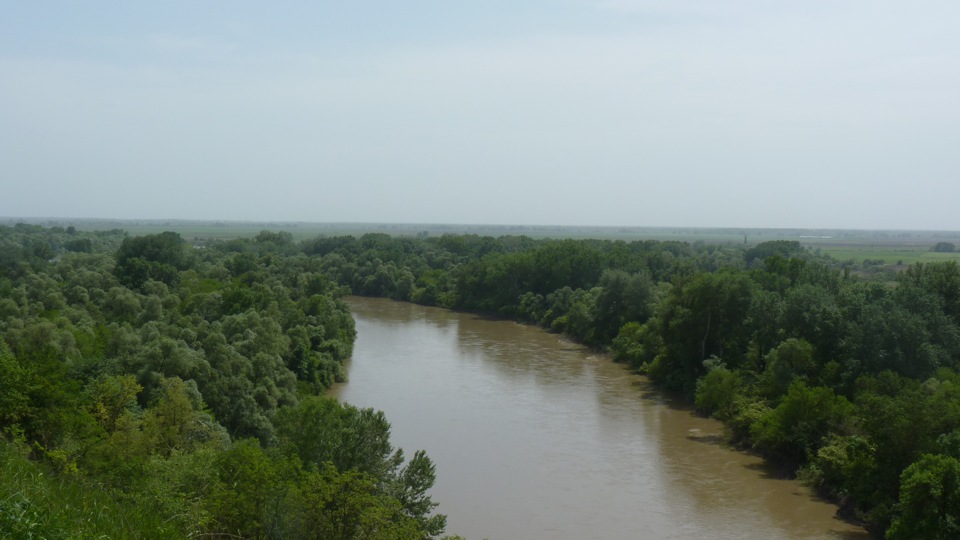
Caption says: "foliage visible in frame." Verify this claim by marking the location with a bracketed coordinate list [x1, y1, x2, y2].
[752, 381, 853, 466]
[744, 240, 805, 263]
[0, 442, 181, 538]
[887, 454, 960, 539]
[694, 363, 742, 420]
[651, 271, 754, 394]
[7, 223, 960, 537]
[0, 226, 446, 539]
[114, 232, 190, 289]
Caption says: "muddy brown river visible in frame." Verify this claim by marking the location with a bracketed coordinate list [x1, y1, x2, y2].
[329, 297, 868, 539]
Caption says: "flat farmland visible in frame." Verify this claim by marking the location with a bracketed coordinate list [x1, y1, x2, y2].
[818, 246, 960, 265]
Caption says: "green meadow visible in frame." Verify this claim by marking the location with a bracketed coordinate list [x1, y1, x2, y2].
[818, 246, 960, 265]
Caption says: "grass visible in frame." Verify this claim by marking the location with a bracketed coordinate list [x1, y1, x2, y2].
[818, 247, 960, 265]
[0, 443, 182, 540]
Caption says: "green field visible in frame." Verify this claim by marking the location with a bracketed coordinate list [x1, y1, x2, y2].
[817, 247, 960, 265]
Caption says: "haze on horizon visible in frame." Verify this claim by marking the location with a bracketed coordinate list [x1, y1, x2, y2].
[2, 1, 958, 231]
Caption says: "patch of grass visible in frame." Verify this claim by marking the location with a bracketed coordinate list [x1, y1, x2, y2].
[0, 443, 181, 540]
[819, 246, 960, 265]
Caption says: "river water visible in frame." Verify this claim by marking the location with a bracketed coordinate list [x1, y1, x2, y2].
[329, 297, 868, 540]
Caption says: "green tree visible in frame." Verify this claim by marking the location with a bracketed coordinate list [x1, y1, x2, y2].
[592, 269, 655, 343]
[808, 434, 878, 505]
[208, 439, 288, 538]
[753, 381, 853, 466]
[887, 454, 960, 540]
[652, 271, 754, 393]
[902, 261, 960, 324]
[761, 338, 816, 398]
[88, 374, 141, 433]
[142, 377, 226, 457]
[0, 340, 28, 432]
[611, 321, 661, 370]
[297, 465, 421, 540]
[390, 450, 447, 536]
[744, 240, 804, 263]
[781, 284, 841, 362]
[114, 232, 189, 289]
[276, 396, 398, 478]
[694, 362, 742, 420]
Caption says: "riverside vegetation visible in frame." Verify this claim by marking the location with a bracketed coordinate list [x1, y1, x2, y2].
[3, 225, 960, 538]
[0, 224, 448, 539]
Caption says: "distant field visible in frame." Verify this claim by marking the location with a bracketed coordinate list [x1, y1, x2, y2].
[5, 218, 960, 265]
[817, 247, 960, 265]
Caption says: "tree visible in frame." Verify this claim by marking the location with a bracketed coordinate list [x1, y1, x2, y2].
[753, 381, 852, 466]
[87, 374, 141, 433]
[744, 240, 804, 263]
[0, 340, 28, 431]
[390, 450, 446, 536]
[114, 232, 189, 289]
[592, 269, 655, 343]
[781, 283, 841, 362]
[142, 377, 226, 456]
[887, 454, 960, 540]
[652, 271, 754, 393]
[744, 289, 784, 370]
[611, 321, 661, 369]
[297, 465, 422, 540]
[808, 434, 878, 506]
[208, 439, 288, 538]
[276, 396, 398, 478]
[275, 397, 446, 536]
[761, 338, 816, 398]
[695, 362, 742, 420]
[902, 261, 960, 324]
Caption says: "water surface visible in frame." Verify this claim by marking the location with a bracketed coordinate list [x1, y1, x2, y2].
[329, 297, 867, 540]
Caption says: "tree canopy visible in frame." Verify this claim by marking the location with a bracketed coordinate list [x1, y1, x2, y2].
[4, 223, 960, 537]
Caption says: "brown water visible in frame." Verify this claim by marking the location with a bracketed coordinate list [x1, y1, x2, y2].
[329, 297, 868, 540]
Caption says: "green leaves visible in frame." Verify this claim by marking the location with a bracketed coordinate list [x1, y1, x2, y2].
[275, 397, 447, 536]
[114, 232, 189, 289]
[1, 225, 453, 539]
[392, 450, 446, 536]
[277, 396, 396, 478]
[888, 454, 960, 540]
[694, 364, 742, 420]
[0, 341, 28, 430]
[753, 381, 853, 466]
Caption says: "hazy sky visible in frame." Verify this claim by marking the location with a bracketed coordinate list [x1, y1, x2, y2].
[2, 1, 958, 229]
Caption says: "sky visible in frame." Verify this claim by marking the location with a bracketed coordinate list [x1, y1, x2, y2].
[1, 1, 958, 230]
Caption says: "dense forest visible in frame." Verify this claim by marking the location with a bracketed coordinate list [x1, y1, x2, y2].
[0, 224, 449, 539]
[3, 224, 960, 538]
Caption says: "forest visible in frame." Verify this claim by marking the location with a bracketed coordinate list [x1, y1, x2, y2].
[0, 224, 448, 539]
[3, 223, 960, 538]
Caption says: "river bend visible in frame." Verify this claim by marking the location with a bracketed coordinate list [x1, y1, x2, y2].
[329, 297, 867, 540]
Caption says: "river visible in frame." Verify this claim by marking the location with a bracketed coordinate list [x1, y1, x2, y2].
[329, 297, 868, 540]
